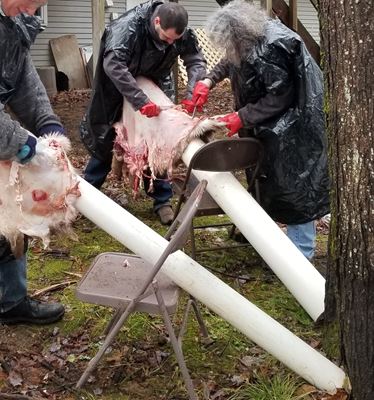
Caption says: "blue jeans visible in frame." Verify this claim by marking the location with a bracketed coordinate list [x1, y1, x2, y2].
[84, 156, 172, 211]
[287, 221, 316, 260]
[0, 255, 27, 313]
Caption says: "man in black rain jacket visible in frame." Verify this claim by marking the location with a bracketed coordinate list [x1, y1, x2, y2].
[186, 0, 329, 260]
[80, 0, 207, 225]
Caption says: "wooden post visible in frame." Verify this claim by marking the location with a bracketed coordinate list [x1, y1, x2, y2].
[272, 0, 320, 65]
[260, 0, 273, 16]
[289, 0, 298, 31]
[92, 0, 105, 75]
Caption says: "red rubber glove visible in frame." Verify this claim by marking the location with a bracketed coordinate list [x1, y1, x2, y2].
[218, 112, 243, 137]
[191, 81, 210, 108]
[181, 99, 201, 113]
[182, 81, 210, 114]
[139, 101, 161, 118]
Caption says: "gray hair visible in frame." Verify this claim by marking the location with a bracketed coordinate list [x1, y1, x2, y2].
[206, 0, 267, 65]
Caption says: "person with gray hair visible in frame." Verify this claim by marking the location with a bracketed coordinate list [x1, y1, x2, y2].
[185, 0, 329, 261]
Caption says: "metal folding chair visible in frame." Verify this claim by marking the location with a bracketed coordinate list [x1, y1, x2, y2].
[75, 180, 208, 400]
[174, 138, 264, 259]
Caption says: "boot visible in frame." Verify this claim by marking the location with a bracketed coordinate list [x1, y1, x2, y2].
[0, 296, 65, 325]
[156, 205, 174, 225]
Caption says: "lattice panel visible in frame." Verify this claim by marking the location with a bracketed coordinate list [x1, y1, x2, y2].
[178, 28, 224, 85]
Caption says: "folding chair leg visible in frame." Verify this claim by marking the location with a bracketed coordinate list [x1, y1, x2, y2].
[178, 298, 193, 346]
[104, 307, 123, 335]
[178, 296, 210, 347]
[190, 223, 197, 260]
[76, 299, 137, 389]
[228, 224, 236, 239]
[153, 281, 198, 400]
[189, 296, 210, 339]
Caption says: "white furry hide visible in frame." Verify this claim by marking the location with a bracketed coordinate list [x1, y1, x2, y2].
[0, 134, 80, 254]
[113, 77, 224, 191]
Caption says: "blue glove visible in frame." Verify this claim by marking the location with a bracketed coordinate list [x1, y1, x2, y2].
[38, 124, 65, 136]
[17, 135, 37, 164]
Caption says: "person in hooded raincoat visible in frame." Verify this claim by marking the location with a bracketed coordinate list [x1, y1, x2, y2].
[80, 0, 207, 225]
[185, 0, 329, 260]
[0, 0, 65, 324]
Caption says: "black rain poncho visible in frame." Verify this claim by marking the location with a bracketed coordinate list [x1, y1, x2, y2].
[207, 19, 329, 225]
[81, 0, 206, 162]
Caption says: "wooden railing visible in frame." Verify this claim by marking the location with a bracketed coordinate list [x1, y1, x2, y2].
[261, 0, 320, 65]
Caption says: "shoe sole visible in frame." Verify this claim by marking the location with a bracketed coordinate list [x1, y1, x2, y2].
[160, 218, 173, 225]
[156, 208, 174, 225]
[0, 310, 65, 325]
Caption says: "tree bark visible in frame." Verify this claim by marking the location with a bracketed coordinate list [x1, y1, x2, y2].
[318, 1, 374, 399]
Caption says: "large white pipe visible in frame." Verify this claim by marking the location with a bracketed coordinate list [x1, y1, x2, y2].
[182, 139, 326, 321]
[75, 177, 345, 392]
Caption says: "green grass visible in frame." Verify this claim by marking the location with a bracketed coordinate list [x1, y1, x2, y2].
[228, 374, 305, 400]
[21, 187, 336, 399]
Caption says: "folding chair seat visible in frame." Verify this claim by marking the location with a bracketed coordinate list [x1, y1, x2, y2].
[173, 137, 264, 259]
[75, 180, 208, 400]
[75, 253, 179, 314]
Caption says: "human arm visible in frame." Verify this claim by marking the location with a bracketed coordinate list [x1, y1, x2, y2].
[181, 78, 212, 113]
[206, 59, 231, 88]
[7, 54, 63, 136]
[238, 85, 295, 128]
[103, 50, 150, 111]
[0, 104, 37, 163]
[179, 29, 207, 98]
[0, 102, 29, 160]
[182, 59, 230, 113]
[1, 53, 63, 161]
[219, 81, 294, 136]
[216, 49, 294, 135]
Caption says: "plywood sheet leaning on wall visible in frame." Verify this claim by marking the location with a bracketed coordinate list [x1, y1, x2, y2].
[50, 35, 90, 90]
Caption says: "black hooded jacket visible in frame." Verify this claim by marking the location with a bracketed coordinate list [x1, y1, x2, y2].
[207, 19, 329, 225]
[80, 0, 206, 161]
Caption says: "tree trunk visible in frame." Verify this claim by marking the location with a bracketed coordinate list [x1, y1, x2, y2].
[318, 1, 374, 399]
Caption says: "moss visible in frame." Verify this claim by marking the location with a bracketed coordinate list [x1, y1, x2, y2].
[18, 186, 337, 399]
[321, 321, 341, 360]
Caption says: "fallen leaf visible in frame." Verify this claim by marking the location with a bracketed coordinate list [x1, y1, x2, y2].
[239, 355, 258, 368]
[322, 389, 349, 400]
[66, 354, 76, 363]
[230, 374, 246, 386]
[8, 370, 23, 387]
[296, 383, 318, 396]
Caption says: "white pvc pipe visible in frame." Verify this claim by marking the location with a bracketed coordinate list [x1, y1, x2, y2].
[75, 177, 345, 392]
[182, 139, 326, 321]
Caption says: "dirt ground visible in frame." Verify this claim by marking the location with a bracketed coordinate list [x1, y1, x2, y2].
[0, 83, 332, 399]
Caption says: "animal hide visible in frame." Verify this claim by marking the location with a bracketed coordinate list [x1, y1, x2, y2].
[0, 134, 80, 255]
[113, 77, 224, 191]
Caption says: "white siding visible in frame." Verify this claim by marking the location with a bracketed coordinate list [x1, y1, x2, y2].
[31, 0, 127, 67]
[284, 0, 319, 43]
[179, 0, 220, 28]
[180, 0, 319, 42]
[30, 0, 319, 66]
